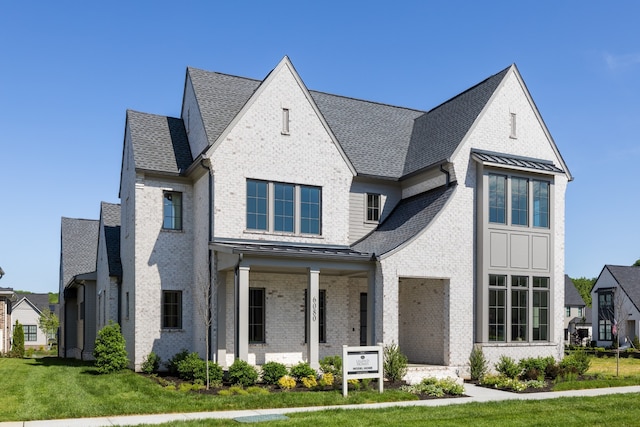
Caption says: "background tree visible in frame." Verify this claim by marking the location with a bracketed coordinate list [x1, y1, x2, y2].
[38, 308, 59, 343]
[571, 276, 596, 307]
[633, 259, 640, 267]
[11, 320, 25, 358]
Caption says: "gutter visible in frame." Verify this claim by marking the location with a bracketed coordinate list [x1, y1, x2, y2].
[440, 163, 451, 187]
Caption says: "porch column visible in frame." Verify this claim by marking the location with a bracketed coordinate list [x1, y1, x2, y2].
[367, 268, 376, 345]
[237, 266, 250, 362]
[215, 269, 227, 367]
[307, 268, 320, 369]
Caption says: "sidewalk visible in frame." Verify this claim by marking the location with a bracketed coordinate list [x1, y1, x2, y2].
[3, 384, 640, 427]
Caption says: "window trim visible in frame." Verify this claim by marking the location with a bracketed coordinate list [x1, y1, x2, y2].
[365, 193, 381, 223]
[162, 191, 183, 231]
[249, 287, 266, 344]
[162, 290, 182, 329]
[24, 325, 37, 342]
[488, 174, 507, 224]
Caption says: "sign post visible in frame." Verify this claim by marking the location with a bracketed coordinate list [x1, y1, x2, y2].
[342, 344, 384, 397]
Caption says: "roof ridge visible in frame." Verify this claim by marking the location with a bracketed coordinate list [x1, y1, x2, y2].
[310, 89, 427, 114]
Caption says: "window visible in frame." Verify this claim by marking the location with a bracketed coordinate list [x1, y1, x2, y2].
[598, 290, 614, 341]
[249, 288, 265, 343]
[488, 274, 506, 342]
[489, 174, 506, 224]
[282, 108, 290, 134]
[24, 325, 37, 342]
[510, 113, 517, 138]
[565, 307, 571, 317]
[366, 193, 381, 222]
[533, 277, 549, 341]
[533, 180, 549, 228]
[162, 291, 182, 329]
[511, 178, 528, 226]
[511, 276, 528, 341]
[163, 191, 183, 230]
[578, 307, 584, 317]
[246, 180, 322, 235]
[305, 289, 327, 343]
[247, 180, 268, 231]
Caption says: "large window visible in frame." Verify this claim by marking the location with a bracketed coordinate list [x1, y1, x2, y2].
[533, 180, 550, 228]
[246, 180, 321, 235]
[249, 288, 266, 343]
[511, 178, 528, 226]
[366, 193, 381, 222]
[163, 191, 183, 230]
[162, 291, 182, 329]
[24, 325, 37, 342]
[305, 289, 327, 343]
[533, 277, 549, 341]
[489, 175, 506, 224]
[598, 290, 614, 341]
[488, 274, 506, 341]
[511, 276, 528, 341]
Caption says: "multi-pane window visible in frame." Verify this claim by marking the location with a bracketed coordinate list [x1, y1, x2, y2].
[249, 288, 265, 343]
[511, 276, 528, 341]
[565, 307, 571, 317]
[511, 178, 528, 226]
[533, 180, 550, 228]
[533, 277, 549, 341]
[598, 291, 614, 341]
[247, 180, 268, 231]
[578, 307, 584, 317]
[488, 274, 506, 342]
[304, 289, 327, 343]
[489, 175, 506, 224]
[246, 180, 322, 235]
[162, 291, 182, 329]
[366, 193, 381, 222]
[163, 191, 183, 230]
[24, 325, 37, 342]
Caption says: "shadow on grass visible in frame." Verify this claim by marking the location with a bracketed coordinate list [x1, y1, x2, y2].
[28, 356, 95, 370]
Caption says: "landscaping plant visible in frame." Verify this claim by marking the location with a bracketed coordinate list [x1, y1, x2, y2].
[228, 358, 259, 386]
[468, 345, 488, 381]
[176, 352, 223, 385]
[319, 355, 342, 377]
[260, 361, 288, 385]
[93, 321, 128, 374]
[167, 349, 190, 375]
[494, 355, 520, 379]
[10, 320, 25, 358]
[290, 361, 316, 381]
[141, 352, 161, 374]
[383, 343, 408, 382]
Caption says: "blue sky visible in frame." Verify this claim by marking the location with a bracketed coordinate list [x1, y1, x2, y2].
[1, 1, 638, 293]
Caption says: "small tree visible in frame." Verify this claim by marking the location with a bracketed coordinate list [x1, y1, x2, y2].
[93, 321, 128, 374]
[468, 345, 488, 381]
[383, 343, 408, 382]
[11, 320, 25, 358]
[38, 308, 59, 344]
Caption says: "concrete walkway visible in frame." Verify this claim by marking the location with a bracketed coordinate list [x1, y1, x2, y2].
[3, 384, 640, 427]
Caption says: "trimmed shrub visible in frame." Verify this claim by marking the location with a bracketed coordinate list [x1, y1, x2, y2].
[468, 345, 488, 381]
[141, 352, 161, 374]
[177, 352, 223, 384]
[228, 359, 259, 386]
[319, 355, 342, 376]
[10, 321, 25, 358]
[261, 361, 288, 385]
[318, 372, 334, 387]
[290, 361, 316, 381]
[519, 356, 553, 381]
[560, 349, 591, 376]
[167, 349, 190, 375]
[301, 375, 317, 389]
[278, 375, 296, 390]
[93, 321, 128, 374]
[383, 343, 408, 382]
[495, 355, 520, 379]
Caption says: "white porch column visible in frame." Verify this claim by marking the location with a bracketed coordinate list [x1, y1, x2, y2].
[215, 270, 227, 367]
[307, 268, 320, 369]
[237, 266, 250, 362]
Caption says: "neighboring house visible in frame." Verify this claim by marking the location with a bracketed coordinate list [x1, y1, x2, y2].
[11, 293, 59, 349]
[591, 265, 640, 348]
[60, 57, 572, 377]
[0, 287, 16, 354]
[564, 275, 591, 345]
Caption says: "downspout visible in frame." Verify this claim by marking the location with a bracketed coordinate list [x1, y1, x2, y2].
[79, 282, 85, 361]
[117, 277, 122, 325]
[440, 163, 451, 187]
[233, 253, 243, 361]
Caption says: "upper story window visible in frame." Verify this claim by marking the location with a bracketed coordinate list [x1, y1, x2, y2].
[488, 174, 550, 229]
[511, 178, 528, 226]
[489, 175, 506, 224]
[366, 193, 381, 222]
[163, 191, 183, 230]
[246, 179, 322, 235]
[533, 180, 549, 228]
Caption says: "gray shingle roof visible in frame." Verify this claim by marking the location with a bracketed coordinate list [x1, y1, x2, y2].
[60, 217, 99, 288]
[606, 265, 640, 312]
[13, 293, 58, 315]
[100, 202, 122, 278]
[565, 275, 586, 306]
[127, 110, 193, 174]
[352, 184, 456, 256]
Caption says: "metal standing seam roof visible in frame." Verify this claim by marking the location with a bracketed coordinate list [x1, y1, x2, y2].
[471, 149, 565, 174]
[212, 241, 372, 260]
[100, 202, 122, 278]
[60, 217, 99, 288]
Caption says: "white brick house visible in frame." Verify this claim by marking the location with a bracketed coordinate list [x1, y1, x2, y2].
[61, 57, 572, 376]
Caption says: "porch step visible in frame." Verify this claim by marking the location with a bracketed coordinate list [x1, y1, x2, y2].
[402, 364, 466, 385]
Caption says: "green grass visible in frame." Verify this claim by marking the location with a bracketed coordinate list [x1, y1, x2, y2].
[0, 357, 415, 421]
[553, 354, 640, 391]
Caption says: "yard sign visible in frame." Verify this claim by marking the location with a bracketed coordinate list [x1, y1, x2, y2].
[342, 344, 384, 397]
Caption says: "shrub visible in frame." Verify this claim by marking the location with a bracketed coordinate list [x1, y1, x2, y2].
[519, 357, 553, 381]
[261, 361, 288, 385]
[278, 375, 296, 390]
[141, 352, 161, 374]
[319, 355, 342, 376]
[177, 352, 223, 384]
[228, 359, 259, 386]
[402, 377, 465, 397]
[383, 343, 408, 382]
[25, 348, 35, 358]
[93, 321, 128, 374]
[301, 375, 317, 389]
[10, 321, 25, 358]
[469, 345, 488, 381]
[318, 372, 334, 387]
[290, 361, 316, 381]
[495, 355, 520, 379]
[560, 349, 591, 376]
[167, 349, 190, 375]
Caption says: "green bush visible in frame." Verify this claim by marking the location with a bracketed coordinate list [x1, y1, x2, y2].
[519, 356, 554, 381]
[290, 361, 316, 381]
[383, 343, 408, 382]
[468, 345, 488, 381]
[495, 355, 520, 379]
[176, 352, 223, 384]
[167, 349, 190, 375]
[319, 355, 342, 376]
[228, 359, 259, 386]
[141, 352, 161, 374]
[261, 361, 288, 385]
[401, 377, 465, 397]
[10, 320, 25, 358]
[560, 349, 591, 376]
[93, 321, 128, 374]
